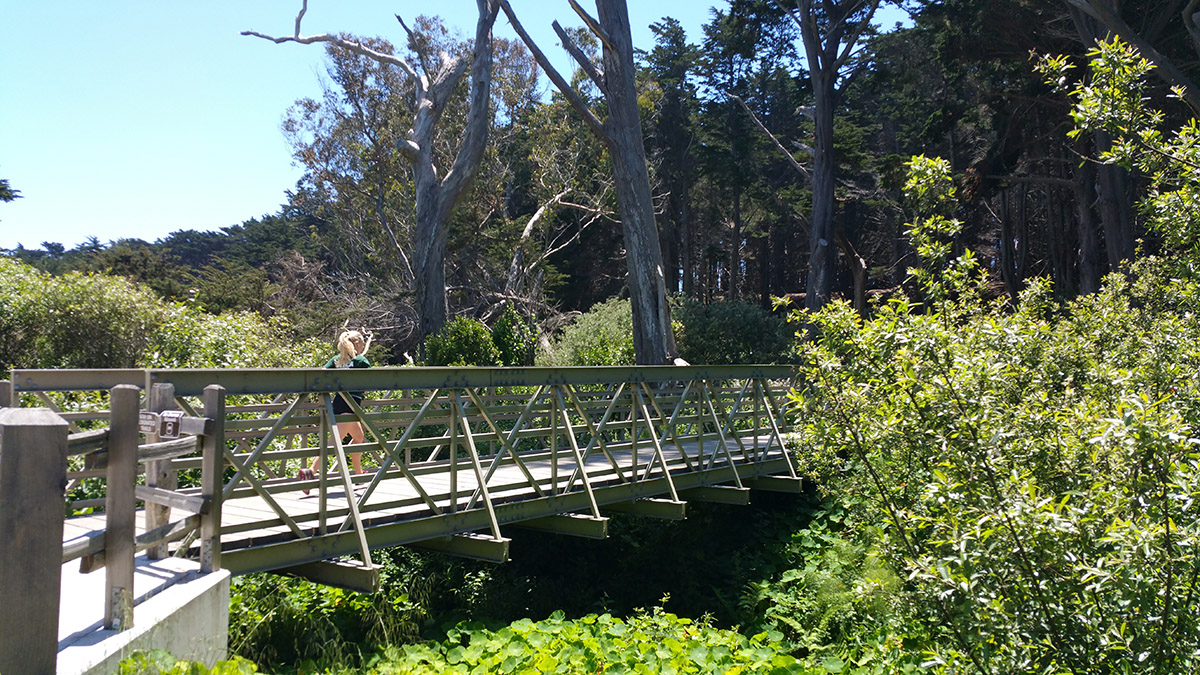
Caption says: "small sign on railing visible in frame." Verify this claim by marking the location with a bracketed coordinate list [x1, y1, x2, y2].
[138, 411, 158, 434]
[137, 410, 185, 439]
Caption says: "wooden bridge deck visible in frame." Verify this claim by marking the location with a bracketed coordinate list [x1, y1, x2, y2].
[63, 432, 793, 574]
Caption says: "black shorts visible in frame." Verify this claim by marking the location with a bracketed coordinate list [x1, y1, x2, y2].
[331, 393, 363, 415]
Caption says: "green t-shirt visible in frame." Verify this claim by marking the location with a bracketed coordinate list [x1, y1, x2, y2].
[325, 355, 370, 404]
[324, 354, 371, 370]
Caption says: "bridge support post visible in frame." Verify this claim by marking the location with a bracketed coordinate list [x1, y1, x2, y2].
[105, 385, 141, 631]
[0, 407, 68, 675]
[200, 385, 225, 573]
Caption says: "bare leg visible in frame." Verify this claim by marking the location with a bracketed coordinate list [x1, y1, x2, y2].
[309, 422, 365, 474]
[339, 421, 365, 473]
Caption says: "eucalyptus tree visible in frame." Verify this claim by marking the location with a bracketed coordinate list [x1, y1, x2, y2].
[697, 1, 798, 304]
[245, 0, 500, 341]
[773, 0, 881, 313]
[492, 101, 617, 317]
[498, 0, 678, 364]
[281, 35, 415, 286]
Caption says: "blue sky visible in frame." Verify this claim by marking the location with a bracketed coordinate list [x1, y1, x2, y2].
[0, 1, 908, 251]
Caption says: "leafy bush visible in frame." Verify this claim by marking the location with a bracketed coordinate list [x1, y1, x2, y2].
[146, 304, 326, 368]
[1038, 38, 1200, 255]
[740, 503, 918, 671]
[538, 297, 635, 366]
[227, 551, 429, 670]
[543, 296, 794, 366]
[118, 650, 258, 674]
[0, 257, 166, 370]
[424, 316, 501, 366]
[0, 257, 326, 372]
[782, 146, 1200, 673]
[792, 270, 1200, 673]
[490, 304, 536, 367]
[371, 607, 805, 674]
[674, 298, 793, 364]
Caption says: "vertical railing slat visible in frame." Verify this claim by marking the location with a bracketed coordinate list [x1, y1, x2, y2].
[145, 382, 177, 559]
[104, 384, 139, 630]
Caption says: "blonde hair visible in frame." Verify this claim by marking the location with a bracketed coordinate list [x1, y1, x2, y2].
[334, 330, 364, 367]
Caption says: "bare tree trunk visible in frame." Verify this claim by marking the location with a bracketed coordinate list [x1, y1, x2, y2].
[682, 199, 695, 297]
[835, 230, 867, 316]
[759, 230, 771, 309]
[1068, 4, 1138, 272]
[662, 190, 680, 295]
[1095, 132, 1135, 268]
[779, 0, 881, 313]
[412, 180, 452, 340]
[1074, 139, 1104, 293]
[805, 69, 838, 311]
[730, 184, 742, 299]
[500, 0, 677, 363]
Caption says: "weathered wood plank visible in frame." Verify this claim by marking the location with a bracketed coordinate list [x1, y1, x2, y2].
[200, 385, 226, 573]
[68, 427, 110, 457]
[144, 383, 177, 559]
[105, 385, 139, 630]
[138, 436, 199, 461]
[135, 485, 209, 515]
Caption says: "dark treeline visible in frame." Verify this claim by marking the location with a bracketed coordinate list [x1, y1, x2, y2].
[6, 0, 1197, 356]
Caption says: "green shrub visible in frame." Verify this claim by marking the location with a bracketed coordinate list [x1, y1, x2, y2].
[0, 257, 166, 370]
[674, 298, 793, 364]
[424, 316, 501, 366]
[146, 304, 326, 368]
[118, 650, 258, 674]
[371, 606, 805, 674]
[789, 264, 1200, 673]
[490, 304, 536, 367]
[0, 257, 325, 372]
[226, 561, 425, 670]
[539, 297, 635, 366]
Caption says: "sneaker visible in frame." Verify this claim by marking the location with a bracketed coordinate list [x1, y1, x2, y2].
[297, 468, 315, 495]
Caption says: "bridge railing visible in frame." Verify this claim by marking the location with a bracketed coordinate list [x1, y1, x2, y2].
[160, 366, 798, 565]
[0, 379, 224, 635]
[9, 366, 799, 572]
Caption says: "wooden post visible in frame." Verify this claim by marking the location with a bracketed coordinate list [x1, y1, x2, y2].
[0, 379, 11, 408]
[145, 382, 177, 559]
[0, 407, 68, 675]
[200, 385, 225, 573]
[104, 385, 139, 630]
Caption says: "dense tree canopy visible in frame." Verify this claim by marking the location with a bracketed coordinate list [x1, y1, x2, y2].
[7, 0, 1198, 358]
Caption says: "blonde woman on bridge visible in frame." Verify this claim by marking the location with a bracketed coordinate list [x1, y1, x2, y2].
[298, 330, 371, 490]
